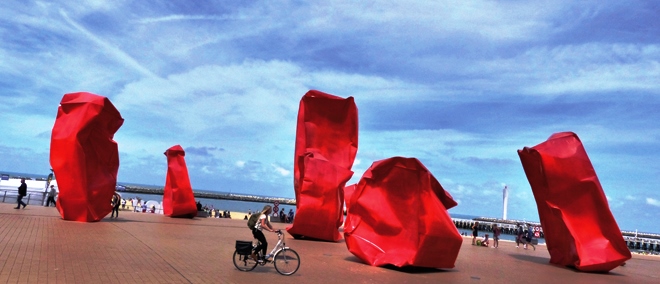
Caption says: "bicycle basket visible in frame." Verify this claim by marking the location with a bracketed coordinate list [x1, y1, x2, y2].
[235, 240, 253, 255]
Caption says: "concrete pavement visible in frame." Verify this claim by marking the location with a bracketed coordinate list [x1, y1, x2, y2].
[1, 204, 658, 283]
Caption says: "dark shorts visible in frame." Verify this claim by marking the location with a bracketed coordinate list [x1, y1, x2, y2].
[472, 231, 478, 237]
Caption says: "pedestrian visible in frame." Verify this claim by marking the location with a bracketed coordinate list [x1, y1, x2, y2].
[516, 224, 524, 248]
[111, 192, 121, 218]
[279, 208, 286, 222]
[471, 222, 479, 245]
[15, 178, 28, 209]
[121, 198, 126, 209]
[524, 225, 536, 251]
[492, 223, 501, 248]
[45, 185, 57, 207]
[288, 209, 294, 223]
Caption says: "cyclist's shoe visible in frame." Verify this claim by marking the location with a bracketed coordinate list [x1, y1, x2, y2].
[257, 258, 265, 264]
[264, 253, 272, 260]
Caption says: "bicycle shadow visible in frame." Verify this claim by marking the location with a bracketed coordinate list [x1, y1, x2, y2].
[343, 256, 454, 274]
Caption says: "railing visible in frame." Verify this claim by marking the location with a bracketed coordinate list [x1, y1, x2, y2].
[1, 190, 47, 206]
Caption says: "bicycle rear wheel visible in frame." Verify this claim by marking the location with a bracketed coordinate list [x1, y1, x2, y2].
[233, 250, 258, 271]
[273, 248, 300, 275]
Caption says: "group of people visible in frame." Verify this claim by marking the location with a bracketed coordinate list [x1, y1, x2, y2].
[516, 224, 536, 250]
[278, 208, 295, 223]
[471, 222, 536, 250]
[209, 208, 232, 218]
[14, 179, 58, 209]
[472, 222, 500, 248]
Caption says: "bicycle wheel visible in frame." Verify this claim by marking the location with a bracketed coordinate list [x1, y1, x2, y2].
[273, 248, 300, 275]
[233, 250, 258, 271]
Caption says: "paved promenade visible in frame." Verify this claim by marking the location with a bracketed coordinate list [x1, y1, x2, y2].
[1, 204, 658, 283]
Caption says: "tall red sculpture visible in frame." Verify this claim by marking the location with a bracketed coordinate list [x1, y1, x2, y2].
[163, 145, 197, 218]
[50, 92, 124, 222]
[286, 90, 358, 242]
[344, 157, 462, 268]
[518, 132, 631, 272]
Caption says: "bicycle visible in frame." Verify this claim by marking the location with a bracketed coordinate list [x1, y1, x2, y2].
[233, 230, 301, 275]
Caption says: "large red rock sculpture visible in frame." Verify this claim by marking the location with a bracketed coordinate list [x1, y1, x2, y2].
[344, 157, 462, 268]
[163, 145, 197, 218]
[518, 132, 631, 272]
[286, 90, 358, 241]
[50, 92, 124, 222]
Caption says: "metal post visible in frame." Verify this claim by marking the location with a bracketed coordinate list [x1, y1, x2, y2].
[2, 191, 6, 202]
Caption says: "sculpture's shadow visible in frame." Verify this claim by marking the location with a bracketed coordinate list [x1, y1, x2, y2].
[509, 254, 626, 276]
[344, 256, 454, 274]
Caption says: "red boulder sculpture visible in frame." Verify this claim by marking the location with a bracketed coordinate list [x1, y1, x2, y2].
[343, 184, 357, 212]
[518, 132, 631, 272]
[286, 90, 358, 242]
[50, 92, 124, 222]
[344, 157, 462, 268]
[163, 145, 198, 218]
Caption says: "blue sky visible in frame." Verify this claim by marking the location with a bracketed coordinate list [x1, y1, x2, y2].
[1, 1, 659, 232]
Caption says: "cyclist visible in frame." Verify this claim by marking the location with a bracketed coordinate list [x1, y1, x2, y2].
[251, 205, 278, 263]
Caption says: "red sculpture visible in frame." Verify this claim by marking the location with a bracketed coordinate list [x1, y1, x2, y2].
[344, 157, 462, 268]
[163, 145, 198, 218]
[518, 132, 631, 272]
[286, 90, 358, 242]
[343, 184, 357, 213]
[50, 92, 124, 222]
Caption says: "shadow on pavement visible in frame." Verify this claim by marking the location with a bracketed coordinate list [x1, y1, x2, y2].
[510, 254, 626, 276]
[343, 256, 453, 274]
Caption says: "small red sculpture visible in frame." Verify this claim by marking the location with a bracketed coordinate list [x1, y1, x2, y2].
[163, 145, 198, 218]
[50, 92, 124, 222]
[344, 157, 462, 268]
[518, 132, 631, 272]
[286, 90, 358, 241]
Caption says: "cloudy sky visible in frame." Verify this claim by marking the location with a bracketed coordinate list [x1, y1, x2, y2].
[1, 1, 659, 232]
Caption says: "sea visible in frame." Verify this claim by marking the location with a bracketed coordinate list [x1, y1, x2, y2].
[2, 170, 535, 243]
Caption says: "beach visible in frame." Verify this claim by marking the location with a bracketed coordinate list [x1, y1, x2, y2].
[1, 203, 658, 283]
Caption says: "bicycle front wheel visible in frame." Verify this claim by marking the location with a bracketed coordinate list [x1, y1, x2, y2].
[233, 250, 258, 271]
[273, 248, 300, 275]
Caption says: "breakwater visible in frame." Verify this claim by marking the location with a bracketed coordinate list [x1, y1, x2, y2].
[119, 184, 297, 206]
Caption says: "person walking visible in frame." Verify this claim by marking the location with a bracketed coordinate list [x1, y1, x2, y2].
[15, 178, 28, 209]
[524, 225, 536, 251]
[45, 185, 57, 207]
[111, 192, 121, 218]
[492, 224, 501, 248]
[516, 224, 524, 248]
[287, 209, 294, 223]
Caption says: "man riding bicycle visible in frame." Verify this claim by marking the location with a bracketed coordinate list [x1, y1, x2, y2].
[251, 205, 278, 263]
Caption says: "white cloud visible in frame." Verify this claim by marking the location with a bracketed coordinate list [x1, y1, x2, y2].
[647, 198, 660, 207]
[625, 195, 637, 201]
[272, 164, 290, 176]
[59, 9, 159, 79]
[236, 161, 246, 168]
[482, 43, 660, 96]
[137, 14, 245, 24]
